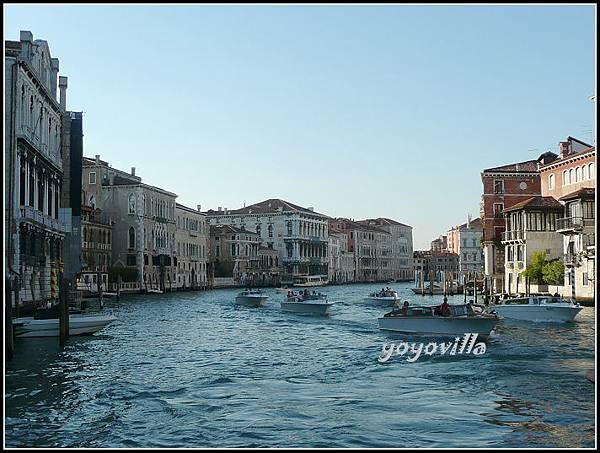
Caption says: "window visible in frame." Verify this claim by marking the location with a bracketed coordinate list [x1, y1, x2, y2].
[89, 172, 96, 184]
[569, 168, 574, 185]
[268, 225, 273, 238]
[576, 166, 582, 183]
[493, 203, 504, 218]
[562, 170, 568, 186]
[89, 195, 96, 209]
[128, 193, 136, 214]
[494, 180, 504, 194]
[589, 163, 595, 179]
[548, 174, 555, 190]
[128, 227, 136, 249]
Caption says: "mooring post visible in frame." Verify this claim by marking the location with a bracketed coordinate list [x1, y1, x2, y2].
[117, 275, 122, 301]
[59, 273, 69, 346]
[5, 275, 15, 361]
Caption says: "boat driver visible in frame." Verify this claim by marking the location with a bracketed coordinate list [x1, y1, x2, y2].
[439, 297, 451, 317]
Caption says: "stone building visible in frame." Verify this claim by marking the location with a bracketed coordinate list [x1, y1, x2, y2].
[430, 235, 448, 252]
[81, 157, 178, 292]
[328, 227, 354, 284]
[329, 218, 393, 282]
[446, 216, 484, 279]
[205, 199, 329, 282]
[480, 153, 552, 294]
[357, 218, 414, 281]
[501, 196, 564, 295]
[413, 250, 460, 287]
[77, 205, 112, 293]
[209, 225, 261, 284]
[175, 203, 209, 290]
[5, 31, 81, 310]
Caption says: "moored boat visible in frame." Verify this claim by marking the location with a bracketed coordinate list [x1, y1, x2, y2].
[12, 312, 117, 338]
[235, 289, 269, 308]
[378, 303, 499, 339]
[281, 291, 333, 315]
[488, 295, 583, 322]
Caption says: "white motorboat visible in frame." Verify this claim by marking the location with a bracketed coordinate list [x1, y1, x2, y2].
[12, 313, 117, 338]
[364, 289, 400, 306]
[378, 304, 499, 339]
[281, 292, 333, 316]
[488, 295, 583, 322]
[235, 290, 269, 308]
[292, 275, 329, 288]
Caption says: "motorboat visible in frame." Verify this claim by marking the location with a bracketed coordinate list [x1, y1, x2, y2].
[276, 286, 292, 294]
[378, 303, 499, 339]
[364, 289, 400, 306]
[292, 275, 329, 288]
[12, 312, 116, 338]
[235, 289, 269, 308]
[488, 295, 583, 322]
[281, 291, 333, 316]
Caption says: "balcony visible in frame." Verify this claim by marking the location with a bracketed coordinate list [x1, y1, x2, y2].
[564, 253, 580, 267]
[501, 230, 524, 243]
[556, 217, 594, 233]
[20, 205, 66, 233]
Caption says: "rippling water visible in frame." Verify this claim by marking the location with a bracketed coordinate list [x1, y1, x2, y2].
[5, 283, 596, 448]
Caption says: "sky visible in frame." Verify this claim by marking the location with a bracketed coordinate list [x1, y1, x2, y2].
[4, 4, 596, 249]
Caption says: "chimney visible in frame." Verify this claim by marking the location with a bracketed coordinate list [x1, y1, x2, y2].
[197, 204, 202, 212]
[131, 167, 136, 176]
[19, 30, 33, 58]
[58, 76, 68, 110]
[467, 214, 472, 229]
[50, 58, 59, 99]
[307, 207, 314, 212]
[218, 207, 222, 212]
[95, 154, 100, 164]
[559, 141, 571, 159]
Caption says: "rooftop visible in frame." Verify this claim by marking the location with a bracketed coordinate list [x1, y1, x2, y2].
[559, 187, 595, 202]
[205, 198, 329, 218]
[503, 196, 563, 213]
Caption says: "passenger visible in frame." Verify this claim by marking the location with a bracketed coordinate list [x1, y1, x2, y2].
[401, 301, 410, 316]
[553, 292, 560, 297]
[440, 298, 451, 317]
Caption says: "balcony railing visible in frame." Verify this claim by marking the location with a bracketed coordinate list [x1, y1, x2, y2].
[20, 206, 66, 233]
[501, 230, 524, 242]
[557, 217, 594, 232]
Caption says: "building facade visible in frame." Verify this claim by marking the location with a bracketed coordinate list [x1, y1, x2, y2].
[357, 218, 414, 281]
[205, 199, 329, 282]
[82, 157, 179, 291]
[175, 203, 209, 290]
[78, 205, 112, 293]
[501, 196, 564, 295]
[480, 155, 549, 294]
[209, 225, 261, 284]
[446, 216, 484, 279]
[329, 218, 393, 282]
[5, 31, 80, 309]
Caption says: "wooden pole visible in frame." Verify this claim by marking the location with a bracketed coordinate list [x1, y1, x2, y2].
[117, 274, 121, 301]
[5, 276, 15, 361]
[97, 271, 103, 309]
[59, 273, 69, 346]
[474, 273, 478, 304]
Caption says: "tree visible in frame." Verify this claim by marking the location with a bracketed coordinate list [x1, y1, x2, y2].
[522, 251, 546, 284]
[542, 260, 565, 286]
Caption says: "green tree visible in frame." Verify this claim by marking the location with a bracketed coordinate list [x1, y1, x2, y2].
[522, 251, 546, 284]
[542, 260, 565, 286]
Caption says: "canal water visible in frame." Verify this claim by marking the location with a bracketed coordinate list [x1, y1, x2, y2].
[5, 282, 596, 448]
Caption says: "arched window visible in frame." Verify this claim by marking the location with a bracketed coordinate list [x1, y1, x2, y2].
[128, 193, 136, 214]
[128, 227, 136, 249]
[589, 162, 595, 179]
[562, 170, 568, 186]
[569, 168, 574, 185]
[89, 195, 96, 209]
[583, 165, 589, 180]
[575, 166, 582, 182]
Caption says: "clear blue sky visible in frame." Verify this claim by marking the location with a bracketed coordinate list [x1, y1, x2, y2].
[5, 5, 595, 249]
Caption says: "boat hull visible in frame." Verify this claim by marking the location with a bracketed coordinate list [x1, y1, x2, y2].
[13, 314, 116, 338]
[281, 301, 333, 315]
[490, 304, 582, 322]
[378, 316, 498, 339]
[364, 297, 398, 307]
[235, 296, 268, 308]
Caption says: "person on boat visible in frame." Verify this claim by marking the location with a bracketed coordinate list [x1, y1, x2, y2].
[401, 301, 410, 315]
[439, 297, 451, 317]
